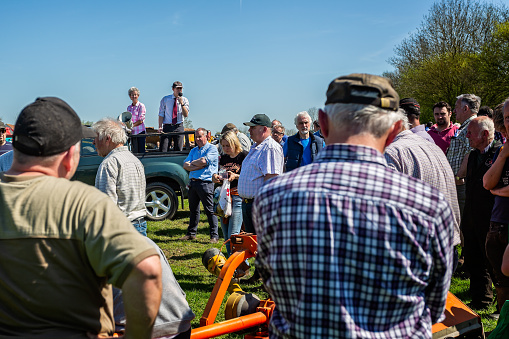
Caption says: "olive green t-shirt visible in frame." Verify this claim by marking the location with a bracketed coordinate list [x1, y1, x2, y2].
[0, 174, 158, 338]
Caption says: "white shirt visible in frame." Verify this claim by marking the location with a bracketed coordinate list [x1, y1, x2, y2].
[158, 94, 189, 125]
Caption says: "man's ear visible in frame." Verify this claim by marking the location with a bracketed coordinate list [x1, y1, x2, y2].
[319, 109, 329, 139]
[384, 120, 403, 148]
[61, 144, 78, 179]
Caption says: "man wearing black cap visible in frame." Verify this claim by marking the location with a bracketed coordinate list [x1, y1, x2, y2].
[237, 113, 284, 235]
[158, 81, 189, 152]
[399, 98, 435, 143]
[0, 97, 162, 338]
[253, 74, 454, 338]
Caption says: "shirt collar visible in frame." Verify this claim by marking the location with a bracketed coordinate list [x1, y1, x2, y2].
[459, 115, 476, 130]
[315, 143, 387, 167]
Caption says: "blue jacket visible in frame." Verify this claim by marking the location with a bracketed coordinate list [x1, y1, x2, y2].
[284, 133, 324, 172]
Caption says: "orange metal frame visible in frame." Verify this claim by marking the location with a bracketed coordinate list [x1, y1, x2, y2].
[191, 234, 274, 339]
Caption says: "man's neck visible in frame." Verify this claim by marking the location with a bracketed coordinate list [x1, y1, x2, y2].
[435, 123, 449, 132]
[299, 132, 309, 140]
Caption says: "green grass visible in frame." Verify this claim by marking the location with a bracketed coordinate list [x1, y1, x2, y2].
[148, 202, 499, 336]
[147, 200, 267, 339]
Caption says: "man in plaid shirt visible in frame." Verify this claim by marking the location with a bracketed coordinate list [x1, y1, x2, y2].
[253, 74, 455, 338]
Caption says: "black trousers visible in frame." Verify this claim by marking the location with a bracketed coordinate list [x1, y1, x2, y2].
[160, 123, 184, 152]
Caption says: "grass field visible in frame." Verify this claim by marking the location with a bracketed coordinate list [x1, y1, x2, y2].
[148, 201, 499, 337]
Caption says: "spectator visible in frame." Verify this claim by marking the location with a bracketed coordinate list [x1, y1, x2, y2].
[212, 131, 248, 256]
[0, 97, 162, 338]
[272, 119, 288, 143]
[0, 121, 12, 155]
[399, 98, 435, 143]
[92, 118, 148, 236]
[428, 101, 459, 154]
[0, 150, 13, 172]
[127, 87, 147, 153]
[448, 94, 480, 215]
[254, 74, 454, 338]
[181, 128, 219, 243]
[483, 97, 509, 318]
[478, 105, 493, 119]
[384, 114, 461, 270]
[159, 81, 189, 152]
[463, 116, 500, 310]
[238, 114, 284, 234]
[283, 111, 324, 172]
[219, 123, 251, 153]
[313, 119, 323, 138]
[271, 124, 285, 146]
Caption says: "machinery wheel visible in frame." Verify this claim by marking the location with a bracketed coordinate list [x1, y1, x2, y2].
[145, 182, 178, 221]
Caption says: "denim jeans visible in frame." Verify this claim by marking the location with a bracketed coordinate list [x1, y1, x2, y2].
[132, 219, 147, 236]
[221, 194, 243, 256]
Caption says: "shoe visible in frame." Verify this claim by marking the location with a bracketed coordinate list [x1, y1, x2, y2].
[467, 302, 491, 311]
[210, 238, 219, 244]
[179, 235, 196, 241]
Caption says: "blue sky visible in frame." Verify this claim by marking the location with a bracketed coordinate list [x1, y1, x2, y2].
[1, 0, 438, 134]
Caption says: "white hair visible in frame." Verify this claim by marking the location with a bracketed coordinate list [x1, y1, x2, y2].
[323, 103, 405, 138]
[92, 118, 127, 144]
[294, 111, 312, 126]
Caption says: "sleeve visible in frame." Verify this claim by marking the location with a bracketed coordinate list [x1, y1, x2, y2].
[383, 148, 402, 172]
[159, 97, 166, 117]
[81, 193, 159, 288]
[283, 140, 288, 157]
[426, 199, 454, 323]
[135, 103, 146, 123]
[183, 97, 189, 113]
[261, 145, 284, 176]
[205, 145, 219, 170]
[95, 161, 119, 204]
[184, 148, 195, 164]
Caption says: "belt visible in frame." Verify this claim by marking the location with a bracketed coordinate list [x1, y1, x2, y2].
[164, 122, 182, 126]
[190, 178, 212, 183]
[243, 198, 254, 204]
[131, 216, 145, 223]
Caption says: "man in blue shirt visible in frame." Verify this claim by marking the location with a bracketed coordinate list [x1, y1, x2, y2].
[283, 111, 324, 172]
[181, 128, 219, 242]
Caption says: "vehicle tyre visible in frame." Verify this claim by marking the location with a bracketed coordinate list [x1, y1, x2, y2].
[146, 182, 178, 221]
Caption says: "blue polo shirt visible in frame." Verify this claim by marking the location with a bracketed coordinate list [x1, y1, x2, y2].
[184, 142, 218, 181]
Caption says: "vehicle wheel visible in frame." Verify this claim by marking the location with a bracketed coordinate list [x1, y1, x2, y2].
[145, 182, 178, 221]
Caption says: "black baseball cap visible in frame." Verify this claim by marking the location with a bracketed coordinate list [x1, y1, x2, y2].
[13, 97, 96, 156]
[243, 114, 272, 128]
[325, 73, 399, 111]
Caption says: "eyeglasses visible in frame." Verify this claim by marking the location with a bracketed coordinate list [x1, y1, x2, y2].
[0, 129, 6, 133]
[272, 131, 284, 136]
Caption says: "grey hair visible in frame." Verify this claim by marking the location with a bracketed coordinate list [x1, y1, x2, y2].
[323, 103, 406, 138]
[128, 87, 140, 96]
[457, 94, 481, 114]
[400, 111, 410, 130]
[294, 111, 312, 125]
[195, 127, 207, 136]
[273, 124, 285, 133]
[474, 116, 495, 139]
[92, 118, 127, 144]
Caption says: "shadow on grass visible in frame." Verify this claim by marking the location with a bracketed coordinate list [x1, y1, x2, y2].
[172, 209, 189, 220]
[170, 252, 203, 261]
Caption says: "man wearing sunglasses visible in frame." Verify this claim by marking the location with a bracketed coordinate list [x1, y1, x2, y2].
[0, 121, 12, 156]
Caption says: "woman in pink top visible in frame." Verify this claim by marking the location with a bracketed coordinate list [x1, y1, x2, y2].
[127, 87, 146, 153]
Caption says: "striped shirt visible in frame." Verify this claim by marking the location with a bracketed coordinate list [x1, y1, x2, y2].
[95, 146, 146, 221]
[446, 116, 475, 175]
[253, 143, 454, 338]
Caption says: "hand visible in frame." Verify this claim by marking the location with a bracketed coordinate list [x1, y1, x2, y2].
[179, 98, 185, 105]
[227, 171, 238, 182]
[212, 173, 222, 184]
[158, 127, 163, 133]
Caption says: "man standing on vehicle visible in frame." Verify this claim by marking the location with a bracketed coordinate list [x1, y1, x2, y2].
[159, 81, 189, 152]
[253, 74, 454, 338]
[93, 118, 148, 236]
[0, 97, 162, 338]
[181, 127, 219, 243]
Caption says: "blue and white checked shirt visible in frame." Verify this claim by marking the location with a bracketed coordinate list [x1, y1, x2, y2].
[253, 144, 454, 339]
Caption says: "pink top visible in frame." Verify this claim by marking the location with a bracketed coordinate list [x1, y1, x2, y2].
[127, 102, 146, 135]
[427, 123, 459, 154]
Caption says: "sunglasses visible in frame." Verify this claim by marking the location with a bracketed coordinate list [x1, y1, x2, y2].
[0, 128, 6, 133]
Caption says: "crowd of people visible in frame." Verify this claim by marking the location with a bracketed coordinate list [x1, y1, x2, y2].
[2, 73, 509, 338]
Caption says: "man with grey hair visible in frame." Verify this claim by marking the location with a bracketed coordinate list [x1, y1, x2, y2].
[271, 124, 285, 146]
[448, 93, 481, 214]
[461, 116, 500, 310]
[254, 74, 454, 338]
[93, 118, 148, 236]
[283, 111, 324, 172]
